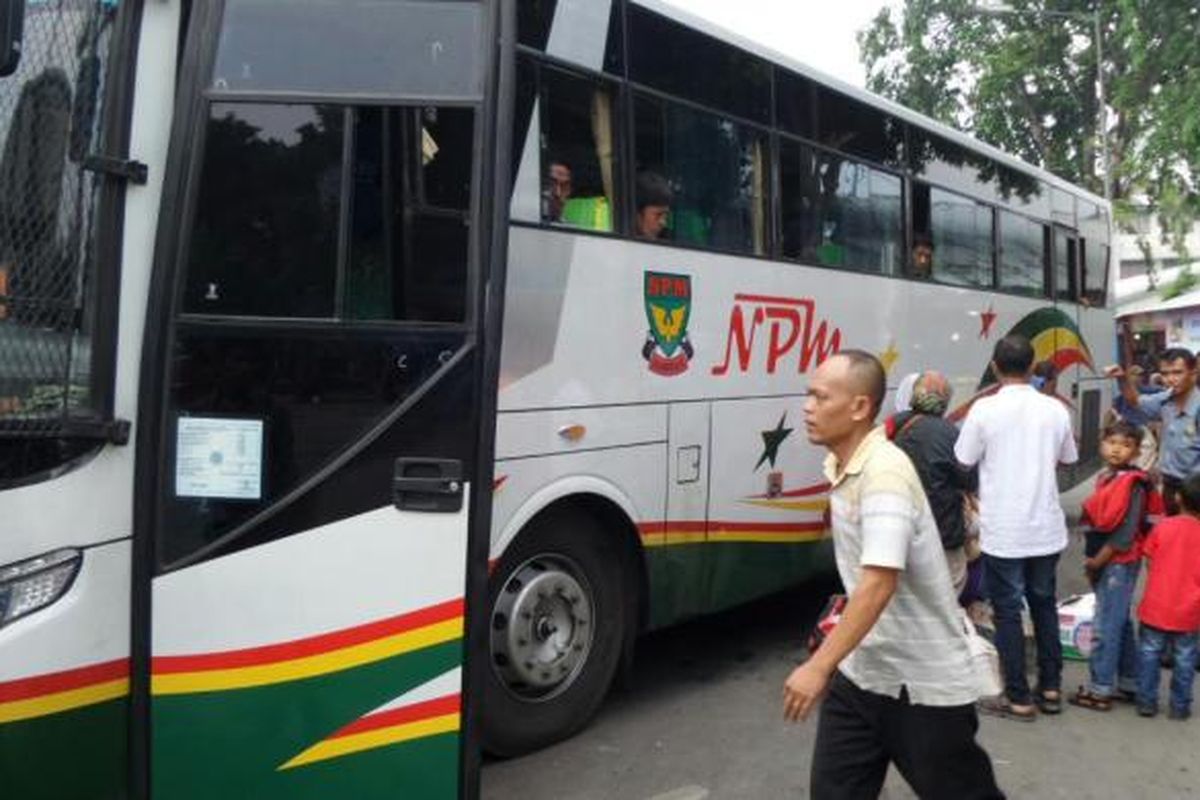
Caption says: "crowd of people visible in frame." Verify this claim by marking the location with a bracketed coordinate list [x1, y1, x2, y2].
[781, 335, 1200, 799]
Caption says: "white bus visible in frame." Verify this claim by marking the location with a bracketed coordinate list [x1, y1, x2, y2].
[0, 0, 1113, 797]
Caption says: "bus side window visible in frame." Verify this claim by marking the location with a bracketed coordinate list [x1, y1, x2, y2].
[184, 103, 344, 319]
[1054, 228, 1079, 302]
[633, 93, 767, 254]
[912, 182, 994, 288]
[538, 66, 616, 233]
[346, 106, 471, 322]
[1081, 239, 1109, 307]
[780, 138, 902, 273]
[999, 210, 1048, 297]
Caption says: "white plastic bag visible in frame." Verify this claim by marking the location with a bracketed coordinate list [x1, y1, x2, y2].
[962, 609, 1003, 699]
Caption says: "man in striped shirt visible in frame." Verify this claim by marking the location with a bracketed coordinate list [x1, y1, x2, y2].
[783, 350, 1003, 799]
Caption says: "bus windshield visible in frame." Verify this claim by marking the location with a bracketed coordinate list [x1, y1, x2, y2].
[0, 1, 120, 476]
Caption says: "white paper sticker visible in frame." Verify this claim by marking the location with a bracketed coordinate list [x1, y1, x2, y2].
[175, 417, 264, 500]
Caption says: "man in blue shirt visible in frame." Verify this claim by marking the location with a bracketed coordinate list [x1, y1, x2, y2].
[1109, 348, 1200, 514]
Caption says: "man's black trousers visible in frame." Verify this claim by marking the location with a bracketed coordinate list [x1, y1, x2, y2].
[810, 672, 1005, 800]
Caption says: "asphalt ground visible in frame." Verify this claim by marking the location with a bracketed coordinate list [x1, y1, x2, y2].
[482, 475, 1200, 799]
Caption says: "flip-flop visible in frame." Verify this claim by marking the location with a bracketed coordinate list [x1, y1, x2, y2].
[1068, 687, 1112, 712]
[978, 696, 1037, 722]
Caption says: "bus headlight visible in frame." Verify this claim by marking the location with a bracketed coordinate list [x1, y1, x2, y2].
[0, 549, 82, 628]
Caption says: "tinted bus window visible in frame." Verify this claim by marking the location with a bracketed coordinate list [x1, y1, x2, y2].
[519, 0, 624, 75]
[913, 183, 994, 287]
[1052, 188, 1076, 227]
[348, 106, 470, 322]
[775, 68, 815, 139]
[999, 211, 1047, 296]
[1054, 229, 1079, 301]
[780, 139, 902, 274]
[185, 104, 344, 318]
[816, 87, 904, 168]
[910, 128, 1002, 204]
[213, 0, 483, 99]
[634, 95, 767, 253]
[186, 103, 471, 322]
[539, 67, 617, 232]
[628, 5, 770, 124]
[1082, 240, 1109, 307]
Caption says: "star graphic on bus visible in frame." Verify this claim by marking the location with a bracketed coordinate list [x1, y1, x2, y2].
[755, 413, 793, 470]
[979, 304, 997, 339]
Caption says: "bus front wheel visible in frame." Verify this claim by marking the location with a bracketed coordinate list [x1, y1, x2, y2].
[482, 508, 627, 756]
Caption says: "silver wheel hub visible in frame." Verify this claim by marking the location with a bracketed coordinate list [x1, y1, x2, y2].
[490, 554, 594, 700]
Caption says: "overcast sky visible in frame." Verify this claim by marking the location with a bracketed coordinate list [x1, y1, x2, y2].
[659, 1, 895, 87]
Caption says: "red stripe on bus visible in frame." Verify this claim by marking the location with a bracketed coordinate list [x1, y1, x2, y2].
[331, 694, 461, 739]
[0, 658, 129, 703]
[152, 598, 463, 674]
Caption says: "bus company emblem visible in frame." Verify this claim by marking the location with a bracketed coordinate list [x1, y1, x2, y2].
[642, 272, 694, 376]
[712, 293, 842, 376]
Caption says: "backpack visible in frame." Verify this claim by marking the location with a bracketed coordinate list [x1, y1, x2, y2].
[1081, 470, 1164, 535]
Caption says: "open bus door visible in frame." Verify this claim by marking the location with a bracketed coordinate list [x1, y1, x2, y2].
[131, 2, 513, 797]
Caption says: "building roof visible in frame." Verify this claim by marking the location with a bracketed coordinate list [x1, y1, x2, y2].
[1116, 263, 1200, 318]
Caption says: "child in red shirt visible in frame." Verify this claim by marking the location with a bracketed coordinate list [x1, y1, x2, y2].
[1136, 473, 1200, 719]
[1071, 421, 1156, 711]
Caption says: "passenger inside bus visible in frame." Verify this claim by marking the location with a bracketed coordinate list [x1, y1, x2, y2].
[912, 236, 934, 278]
[635, 170, 672, 240]
[543, 159, 573, 222]
[539, 70, 614, 232]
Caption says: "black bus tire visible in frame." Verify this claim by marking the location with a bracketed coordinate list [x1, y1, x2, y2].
[482, 507, 627, 757]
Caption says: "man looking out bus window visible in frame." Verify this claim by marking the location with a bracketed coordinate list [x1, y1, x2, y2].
[543, 159, 573, 223]
[635, 171, 672, 240]
[784, 350, 1004, 800]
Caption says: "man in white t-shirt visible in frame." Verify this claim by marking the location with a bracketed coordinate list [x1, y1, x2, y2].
[784, 350, 1004, 799]
[956, 334, 1078, 721]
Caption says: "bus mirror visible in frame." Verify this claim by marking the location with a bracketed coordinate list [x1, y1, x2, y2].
[0, 0, 24, 78]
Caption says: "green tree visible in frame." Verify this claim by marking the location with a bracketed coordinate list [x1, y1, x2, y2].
[858, 0, 1200, 282]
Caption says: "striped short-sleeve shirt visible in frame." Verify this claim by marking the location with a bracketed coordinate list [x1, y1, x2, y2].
[824, 426, 976, 707]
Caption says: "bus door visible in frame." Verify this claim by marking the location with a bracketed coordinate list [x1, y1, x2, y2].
[133, 2, 510, 798]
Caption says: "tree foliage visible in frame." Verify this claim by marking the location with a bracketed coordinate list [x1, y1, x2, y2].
[858, 0, 1200, 271]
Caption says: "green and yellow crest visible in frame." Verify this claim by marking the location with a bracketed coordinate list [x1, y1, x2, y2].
[642, 272, 694, 376]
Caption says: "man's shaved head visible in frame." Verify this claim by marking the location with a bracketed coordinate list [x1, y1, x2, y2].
[804, 350, 888, 452]
[832, 350, 887, 421]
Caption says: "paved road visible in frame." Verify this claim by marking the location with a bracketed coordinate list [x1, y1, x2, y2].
[483, 478, 1200, 799]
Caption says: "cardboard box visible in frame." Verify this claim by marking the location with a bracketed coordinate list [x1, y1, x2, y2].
[1058, 593, 1096, 661]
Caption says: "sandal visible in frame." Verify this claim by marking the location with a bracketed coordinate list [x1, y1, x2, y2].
[1036, 688, 1063, 715]
[978, 696, 1037, 722]
[1068, 687, 1112, 712]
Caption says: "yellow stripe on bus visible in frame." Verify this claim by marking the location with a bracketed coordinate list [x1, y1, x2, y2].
[0, 678, 129, 725]
[279, 713, 460, 770]
[641, 531, 707, 548]
[707, 529, 829, 544]
[739, 498, 829, 512]
[642, 529, 830, 547]
[152, 618, 463, 695]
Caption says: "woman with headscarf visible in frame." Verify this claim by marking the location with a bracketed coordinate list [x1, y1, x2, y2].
[887, 371, 978, 595]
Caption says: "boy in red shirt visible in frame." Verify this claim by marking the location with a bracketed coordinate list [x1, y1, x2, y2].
[1136, 473, 1200, 719]
[1071, 421, 1155, 711]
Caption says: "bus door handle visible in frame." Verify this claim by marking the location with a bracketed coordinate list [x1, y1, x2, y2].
[393, 458, 464, 513]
